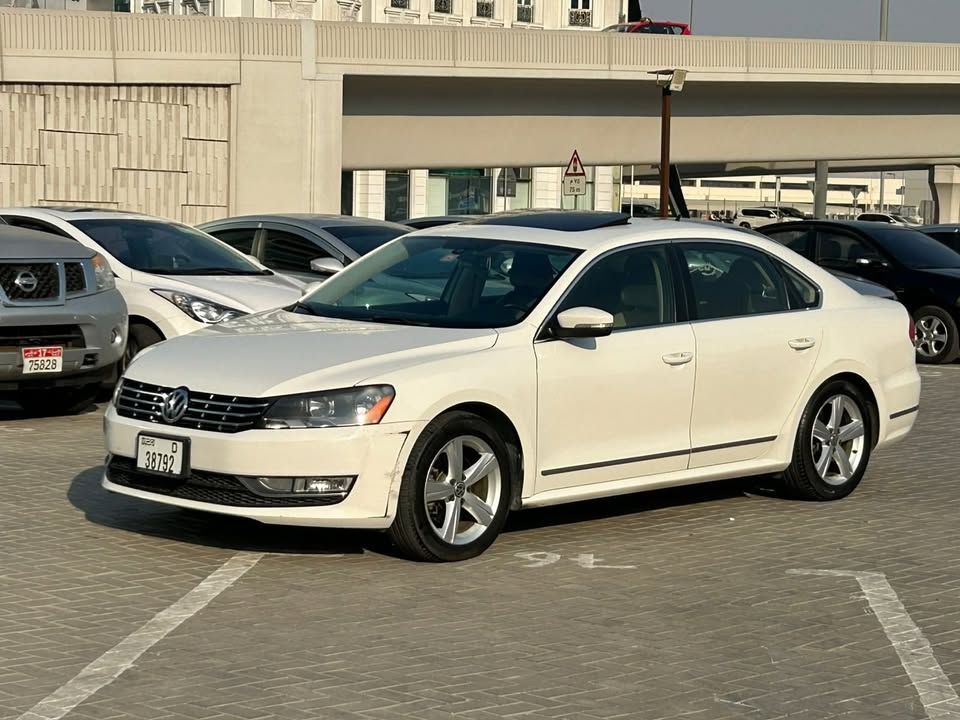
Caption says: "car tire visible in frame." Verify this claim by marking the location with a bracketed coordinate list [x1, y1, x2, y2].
[123, 323, 163, 372]
[781, 379, 874, 501]
[739, 222, 751, 229]
[388, 411, 513, 562]
[16, 383, 100, 416]
[913, 306, 959, 364]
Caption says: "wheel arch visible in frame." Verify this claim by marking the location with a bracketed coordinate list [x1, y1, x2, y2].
[792, 370, 881, 451]
[436, 401, 526, 511]
[128, 315, 166, 340]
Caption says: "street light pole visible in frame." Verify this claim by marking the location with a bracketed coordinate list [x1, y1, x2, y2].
[879, 171, 885, 212]
[880, 0, 889, 40]
[688, 0, 694, 31]
[659, 87, 672, 218]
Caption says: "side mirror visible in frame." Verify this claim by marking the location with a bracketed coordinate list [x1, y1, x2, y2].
[553, 307, 614, 339]
[310, 257, 345, 276]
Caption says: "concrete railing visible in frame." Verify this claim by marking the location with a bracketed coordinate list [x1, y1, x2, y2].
[4, 9, 960, 84]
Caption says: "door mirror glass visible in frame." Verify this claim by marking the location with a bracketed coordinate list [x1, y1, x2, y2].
[310, 257, 345, 275]
[554, 307, 614, 338]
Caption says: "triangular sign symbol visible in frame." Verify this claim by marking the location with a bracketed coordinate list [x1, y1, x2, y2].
[565, 150, 585, 177]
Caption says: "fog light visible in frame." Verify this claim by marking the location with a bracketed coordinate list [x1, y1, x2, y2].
[253, 476, 355, 496]
[111, 327, 123, 345]
[293, 477, 355, 494]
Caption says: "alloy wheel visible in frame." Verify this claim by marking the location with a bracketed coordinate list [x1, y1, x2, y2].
[916, 315, 949, 359]
[810, 394, 866, 486]
[423, 435, 502, 546]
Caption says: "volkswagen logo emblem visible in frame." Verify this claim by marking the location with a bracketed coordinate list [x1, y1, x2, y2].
[160, 387, 190, 424]
[14, 271, 38, 294]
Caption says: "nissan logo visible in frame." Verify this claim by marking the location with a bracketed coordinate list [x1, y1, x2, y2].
[14, 271, 38, 294]
[160, 387, 190, 424]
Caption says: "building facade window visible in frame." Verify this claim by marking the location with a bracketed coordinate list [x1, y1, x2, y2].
[516, 0, 533, 23]
[433, 0, 452, 13]
[476, 0, 494, 18]
[428, 169, 494, 215]
[569, 0, 591, 27]
[385, 170, 410, 222]
[390, 0, 410, 8]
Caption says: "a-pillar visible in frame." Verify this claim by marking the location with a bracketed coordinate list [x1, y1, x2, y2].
[930, 165, 960, 223]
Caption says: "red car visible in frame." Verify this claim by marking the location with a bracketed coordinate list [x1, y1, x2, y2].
[603, 20, 691, 35]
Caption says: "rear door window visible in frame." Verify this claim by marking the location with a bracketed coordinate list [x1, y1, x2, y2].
[207, 227, 258, 255]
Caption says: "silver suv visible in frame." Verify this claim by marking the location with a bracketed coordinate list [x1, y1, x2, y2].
[1, 224, 127, 415]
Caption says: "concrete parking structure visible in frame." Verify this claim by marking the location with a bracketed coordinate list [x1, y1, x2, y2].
[2, 364, 958, 719]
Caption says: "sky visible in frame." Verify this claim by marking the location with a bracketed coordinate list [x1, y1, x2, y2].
[637, 0, 960, 43]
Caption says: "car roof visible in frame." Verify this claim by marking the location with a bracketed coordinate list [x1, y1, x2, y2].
[412, 213, 779, 252]
[1, 207, 174, 223]
[198, 214, 410, 232]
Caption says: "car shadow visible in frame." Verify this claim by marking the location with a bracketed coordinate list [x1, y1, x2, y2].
[68, 466, 380, 556]
[0, 399, 101, 421]
[71, 463, 785, 558]
[503, 476, 774, 534]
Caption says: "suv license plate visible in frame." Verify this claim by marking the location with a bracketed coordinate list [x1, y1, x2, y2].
[22, 346, 63, 374]
[136, 435, 188, 477]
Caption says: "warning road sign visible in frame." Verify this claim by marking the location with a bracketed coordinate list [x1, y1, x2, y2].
[563, 150, 586, 196]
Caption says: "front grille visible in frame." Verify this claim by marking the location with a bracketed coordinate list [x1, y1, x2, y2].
[116, 378, 272, 433]
[65, 263, 86, 293]
[0, 324, 85, 350]
[107, 456, 344, 507]
[0, 263, 60, 301]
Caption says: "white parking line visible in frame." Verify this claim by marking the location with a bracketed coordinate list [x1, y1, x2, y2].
[17, 552, 263, 720]
[789, 569, 960, 719]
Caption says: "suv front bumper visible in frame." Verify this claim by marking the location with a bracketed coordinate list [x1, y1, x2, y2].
[0, 289, 127, 391]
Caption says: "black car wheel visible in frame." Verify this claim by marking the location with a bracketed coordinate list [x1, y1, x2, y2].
[914, 306, 959, 364]
[122, 323, 164, 373]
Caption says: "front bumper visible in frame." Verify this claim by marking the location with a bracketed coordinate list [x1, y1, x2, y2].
[0, 289, 126, 391]
[102, 406, 416, 528]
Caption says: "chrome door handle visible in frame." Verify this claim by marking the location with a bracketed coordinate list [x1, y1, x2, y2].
[788, 338, 817, 350]
[662, 351, 694, 366]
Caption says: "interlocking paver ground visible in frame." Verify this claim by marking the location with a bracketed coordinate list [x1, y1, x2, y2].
[1, 366, 958, 720]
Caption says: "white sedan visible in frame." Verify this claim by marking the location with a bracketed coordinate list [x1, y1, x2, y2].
[103, 212, 920, 562]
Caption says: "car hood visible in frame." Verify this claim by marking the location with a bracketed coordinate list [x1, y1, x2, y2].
[0, 226, 95, 260]
[137, 271, 305, 313]
[126, 308, 499, 397]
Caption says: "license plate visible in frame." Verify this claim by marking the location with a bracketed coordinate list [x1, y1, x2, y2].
[22, 346, 63, 374]
[136, 435, 188, 477]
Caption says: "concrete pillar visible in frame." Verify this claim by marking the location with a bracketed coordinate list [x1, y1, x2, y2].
[930, 165, 960, 223]
[353, 170, 386, 220]
[533, 167, 562, 209]
[232, 62, 343, 214]
[410, 169, 429, 218]
[813, 160, 829, 219]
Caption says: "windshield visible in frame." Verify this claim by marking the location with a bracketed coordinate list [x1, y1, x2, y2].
[871, 227, 960, 269]
[72, 219, 268, 275]
[324, 224, 408, 257]
[297, 235, 580, 329]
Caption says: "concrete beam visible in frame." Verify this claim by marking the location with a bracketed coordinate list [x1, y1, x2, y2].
[931, 165, 960, 223]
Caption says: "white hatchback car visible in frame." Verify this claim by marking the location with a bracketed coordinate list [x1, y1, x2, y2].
[103, 212, 920, 562]
[0, 208, 305, 364]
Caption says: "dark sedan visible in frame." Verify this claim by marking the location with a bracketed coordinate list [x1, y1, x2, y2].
[760, 220, 960, 363]
[198, 214, 410, 283]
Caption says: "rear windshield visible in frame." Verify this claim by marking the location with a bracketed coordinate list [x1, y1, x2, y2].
[324, 224, 408, 256]
[871, 227, 960, 269]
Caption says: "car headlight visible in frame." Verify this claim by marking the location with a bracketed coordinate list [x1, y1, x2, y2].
[91, 253, 116, 292]
[111, 378, 125, 408]
[259, 385, 395, 429]
[152, 290, 246, 324]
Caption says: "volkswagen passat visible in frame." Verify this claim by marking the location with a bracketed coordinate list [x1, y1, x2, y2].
[103, 212, 920, 562]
